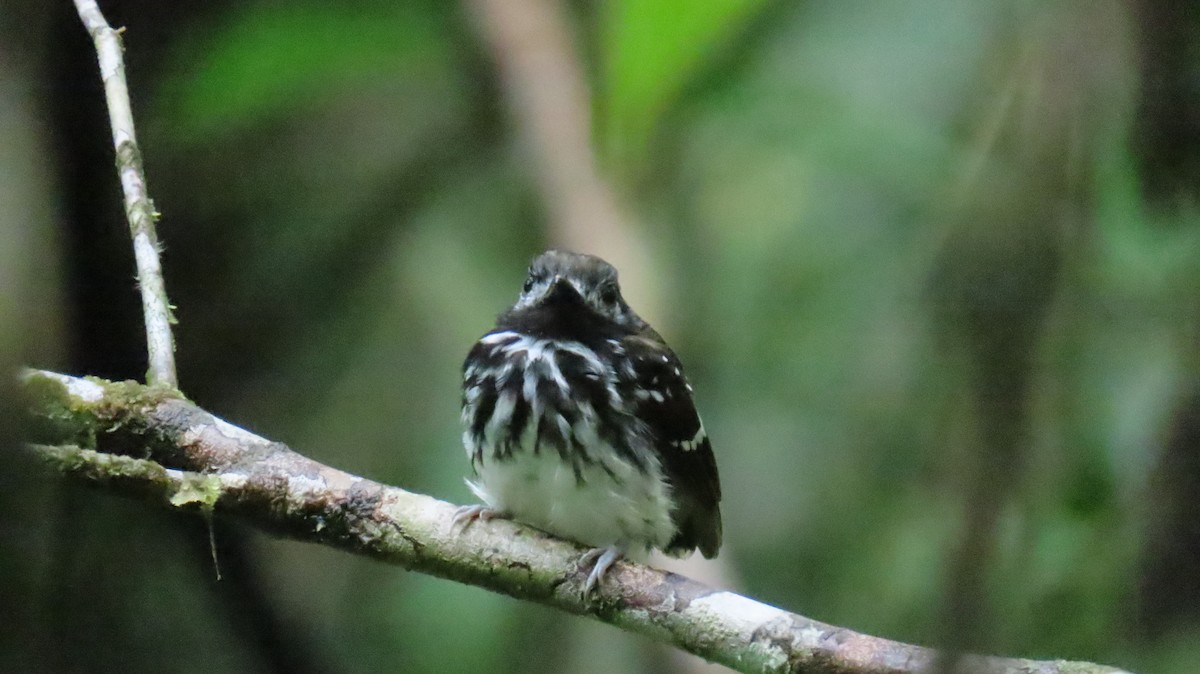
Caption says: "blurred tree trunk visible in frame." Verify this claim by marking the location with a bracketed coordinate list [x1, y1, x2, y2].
[1139, 383, 1200, 635]
[1129, 0, 1200, 638]
[929, 0, 1127, 657]
[1129, 0, 1200, 207]
[0, 0, 64, 670]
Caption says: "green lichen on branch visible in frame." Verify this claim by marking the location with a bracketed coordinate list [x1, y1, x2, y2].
[29, 443, 226, 524]
[21, 374, 99, 449]
[168, 472, 223, 510]
[31, 443, 173, 498]
[22, 371, 185, 459]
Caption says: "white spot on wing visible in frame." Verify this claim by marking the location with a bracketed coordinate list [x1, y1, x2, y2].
[621, 358, 636, 379]
[674, 424, 706, 452]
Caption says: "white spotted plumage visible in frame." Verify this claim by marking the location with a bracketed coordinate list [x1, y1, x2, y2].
[462, 334, 676, 558]
[459, 250, 722, 594]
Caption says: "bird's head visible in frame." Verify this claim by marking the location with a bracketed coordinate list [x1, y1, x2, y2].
[509, 250, 646, 333]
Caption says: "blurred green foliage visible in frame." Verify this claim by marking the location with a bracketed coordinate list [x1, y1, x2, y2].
[166, 2, 455, 142]
[600, 0, 767, 167]
[7, 0, 1200, 672]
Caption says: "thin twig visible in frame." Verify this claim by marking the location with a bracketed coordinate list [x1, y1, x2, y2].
[19, 369, 1134, 674]
[72, 0, 177, 388]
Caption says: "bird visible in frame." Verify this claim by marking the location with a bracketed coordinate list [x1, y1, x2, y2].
[456, 249, 722, 596]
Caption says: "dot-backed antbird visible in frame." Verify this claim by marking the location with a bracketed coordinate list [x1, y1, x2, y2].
[457, 250, 722, 595]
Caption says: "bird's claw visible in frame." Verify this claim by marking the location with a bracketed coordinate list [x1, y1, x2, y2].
[452, 504, 502, 531]
[578, 546, 623, 600]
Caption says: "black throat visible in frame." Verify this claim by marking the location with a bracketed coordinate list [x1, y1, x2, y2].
[497, 298, 624, 345]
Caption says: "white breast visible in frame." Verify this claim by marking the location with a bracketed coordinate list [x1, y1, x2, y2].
[463, 333, 675, 556]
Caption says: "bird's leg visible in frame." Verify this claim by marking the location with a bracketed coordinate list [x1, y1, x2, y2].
[452, 504, 505, 531]
[578, 546, 624, 599]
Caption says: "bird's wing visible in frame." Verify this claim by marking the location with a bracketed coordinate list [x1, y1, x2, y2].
[618, 334, 722, 558]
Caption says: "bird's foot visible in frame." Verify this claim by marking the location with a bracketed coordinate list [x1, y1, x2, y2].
[452, 504, 503, 531]
[578, 546, 623, 600]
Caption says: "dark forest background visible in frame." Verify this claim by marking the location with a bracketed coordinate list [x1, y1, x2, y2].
[2, 1, 1199, 672]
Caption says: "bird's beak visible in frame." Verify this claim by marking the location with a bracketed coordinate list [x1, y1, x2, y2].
[545, 276, 583, 305]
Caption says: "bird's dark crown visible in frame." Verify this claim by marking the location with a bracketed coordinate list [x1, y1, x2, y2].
[497, 250, 648, 339]
[528, 250, 618, 290]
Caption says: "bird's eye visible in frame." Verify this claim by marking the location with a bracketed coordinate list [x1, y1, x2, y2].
[522, 277, 536, 293]
[599, 284, 619, 305]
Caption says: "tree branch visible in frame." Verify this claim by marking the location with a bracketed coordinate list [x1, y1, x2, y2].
[18, 369, 1131, 674]
[73, 0, 177, 387]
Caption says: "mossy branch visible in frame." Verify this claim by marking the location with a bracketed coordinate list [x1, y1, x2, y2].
[18, 369, 1132, 674]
